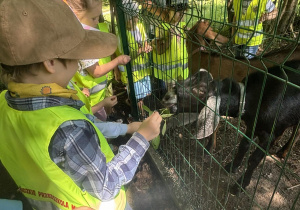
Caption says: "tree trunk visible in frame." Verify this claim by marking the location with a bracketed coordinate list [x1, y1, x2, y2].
[264, 0, 298, 36]
[227, 0, 234, 37]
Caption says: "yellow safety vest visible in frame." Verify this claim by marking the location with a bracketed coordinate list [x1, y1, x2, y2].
[234, 0, 267, 46]
[0, 91, 126, 210]
[98, 22, 115, 81]
[68, 81, 93, 115]
[152, 22, 189, 82]
[72, 71, 107, 107]
[118, 23, 151, 84]
[72, 22, 114, 106]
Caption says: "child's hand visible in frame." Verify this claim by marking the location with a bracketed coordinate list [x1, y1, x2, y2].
[103, 96, 118, 108]
[82, 88, 90, 97]
[137, 112, 162, 141]
[117, 55, 131, 65]
[127, 122, 142, 134]
[142, 41, 153, 53]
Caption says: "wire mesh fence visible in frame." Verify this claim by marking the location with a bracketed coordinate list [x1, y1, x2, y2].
[115, 0, 300, 209]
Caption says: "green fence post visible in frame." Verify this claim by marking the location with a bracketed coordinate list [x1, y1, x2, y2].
[116, 0, 139, 120]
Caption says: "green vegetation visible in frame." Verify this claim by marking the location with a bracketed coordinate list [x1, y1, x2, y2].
[102, 2, 111, 22]
[143, 105, 172, 150]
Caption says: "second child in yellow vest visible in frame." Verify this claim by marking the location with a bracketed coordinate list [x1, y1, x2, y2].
[68, 81, 142, 140]
[232, 0, 278, 59]
[146, 2, 190, 91]
[66, 0, 131, 121]
[120, 12, 153, 111]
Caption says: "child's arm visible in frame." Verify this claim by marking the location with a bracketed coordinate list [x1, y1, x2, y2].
[94, 121, 142, 139]
[91, 96, 118, 114]
[51, 112, 162, 201]
[86, 55, 131, 78]
[130, 41, 153, 60]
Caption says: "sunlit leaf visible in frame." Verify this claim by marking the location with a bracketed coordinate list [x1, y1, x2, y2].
[159, 108, 170, 115]
[161, 114, 173, 118]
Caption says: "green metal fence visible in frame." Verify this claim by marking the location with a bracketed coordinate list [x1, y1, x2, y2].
[115, 0, 300, 209]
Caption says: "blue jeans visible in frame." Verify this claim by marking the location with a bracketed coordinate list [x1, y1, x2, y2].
[235, 45, 259, 59]
[0, 199, 23, 210]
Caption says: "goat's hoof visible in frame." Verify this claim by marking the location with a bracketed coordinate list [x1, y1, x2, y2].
[225, 163, 237, 173]
[229, 184, 242, 196]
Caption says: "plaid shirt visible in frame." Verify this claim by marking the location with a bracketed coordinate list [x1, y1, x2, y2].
[5, 92, 149, 201]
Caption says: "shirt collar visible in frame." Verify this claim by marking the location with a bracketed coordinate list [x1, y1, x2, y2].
[5, 91, 84, 111]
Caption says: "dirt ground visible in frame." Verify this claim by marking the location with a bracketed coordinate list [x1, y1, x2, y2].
[157, 117, 300, 210]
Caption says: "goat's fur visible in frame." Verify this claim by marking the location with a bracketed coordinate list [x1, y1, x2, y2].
[203, 60, 300, 194]
[163, 60, 300, 195]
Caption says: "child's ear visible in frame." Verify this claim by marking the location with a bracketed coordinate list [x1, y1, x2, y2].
[43, 60, 56, 74]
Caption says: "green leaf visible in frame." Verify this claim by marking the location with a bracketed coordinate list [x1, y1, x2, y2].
[142, 105, 153, 114]
[161, 114, 173, 118]
[162, 120, 166, 136]
[115, 91, 126, 97]
[151, 135, 160, 150]
[159, 108, 170, 115]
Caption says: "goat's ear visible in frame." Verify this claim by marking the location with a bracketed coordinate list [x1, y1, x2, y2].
[199, 68, 213, 81]
[191, 69, 213, 99]
[196, 96, 221, 139]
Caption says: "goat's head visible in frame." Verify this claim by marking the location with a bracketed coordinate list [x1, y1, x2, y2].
[163, 69, 243, 139]
[162, 68, 214, 114]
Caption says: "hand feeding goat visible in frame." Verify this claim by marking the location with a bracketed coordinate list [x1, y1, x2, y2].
[162, 60, 300, 195]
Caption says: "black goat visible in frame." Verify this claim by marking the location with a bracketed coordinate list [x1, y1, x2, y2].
[163, 60, 300, 195]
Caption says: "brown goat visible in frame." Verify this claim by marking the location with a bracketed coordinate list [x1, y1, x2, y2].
[187, 20, 300, 82]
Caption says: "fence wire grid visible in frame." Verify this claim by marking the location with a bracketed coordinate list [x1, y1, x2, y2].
[113, 0, 300, 209]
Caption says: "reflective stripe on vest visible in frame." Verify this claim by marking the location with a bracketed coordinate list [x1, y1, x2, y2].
[89, 79, 107, 94]
[153, 22, 189, 81]
[0, 91, 126, 210]
[238, 19, 259, 27]
[237, 29, 263, 39]
[72, 72, 107, 107]
[234, 0, 267, 46]
[154, 62, 188, 71]
[132, 63, 151, 72]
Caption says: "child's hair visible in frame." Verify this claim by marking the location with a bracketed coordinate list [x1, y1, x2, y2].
[0, 63, 43, 84]
[0, 59, 67, 84]
[66, 0, 101, 12]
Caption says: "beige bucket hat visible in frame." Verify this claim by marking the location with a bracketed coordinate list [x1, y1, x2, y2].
[0, 0, 117, 66]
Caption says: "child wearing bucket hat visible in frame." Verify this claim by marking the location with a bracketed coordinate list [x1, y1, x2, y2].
[0, 1, 162, 210]
[65, 0, 131, 121]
